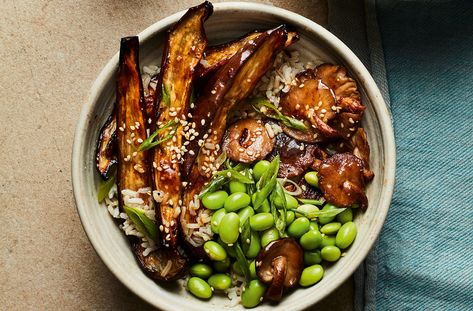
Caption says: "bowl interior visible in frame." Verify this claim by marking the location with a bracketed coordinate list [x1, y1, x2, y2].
[73, 3, 395, 311]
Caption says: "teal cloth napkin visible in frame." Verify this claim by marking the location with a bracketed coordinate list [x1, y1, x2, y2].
[370, 1, 473, 309]
[329, 0, 473, 310]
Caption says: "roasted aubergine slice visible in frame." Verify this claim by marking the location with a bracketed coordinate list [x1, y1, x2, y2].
[181, 25, 290, 254]
[151, 1, 212, 252]
[116, 36, 185, 282]
[194, 30, 298, 78]
[96, 112, 117, 179]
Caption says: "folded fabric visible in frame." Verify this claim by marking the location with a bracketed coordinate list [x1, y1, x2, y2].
[369, 1, 473, 309]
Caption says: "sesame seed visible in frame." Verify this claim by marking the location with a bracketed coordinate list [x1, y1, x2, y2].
[132, 152, 137, 157]
[321, 109, 327, 113]
[201, 119, 205, 126]
[159, 225, 164, 231]
[130, 125, 135, 131]
[119, 127, 124, 132]
[126, 139, 132, 144]
[211, 90, 216, 94]
[349, 118, 355, 124]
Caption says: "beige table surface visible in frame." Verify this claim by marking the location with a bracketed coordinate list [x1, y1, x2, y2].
[0, 0, 354, 310]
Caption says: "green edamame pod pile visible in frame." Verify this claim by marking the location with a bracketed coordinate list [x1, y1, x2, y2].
[186, 156, 363, 307]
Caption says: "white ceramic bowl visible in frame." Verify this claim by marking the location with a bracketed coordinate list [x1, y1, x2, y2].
[72, 2, 395, 310]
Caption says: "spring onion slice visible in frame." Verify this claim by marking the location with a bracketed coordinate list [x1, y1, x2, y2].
[123, 205, 158, 241]
[250, 97, 307, 131]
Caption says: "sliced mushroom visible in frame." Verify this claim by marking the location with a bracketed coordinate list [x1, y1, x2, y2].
[279, 69, 341, 139]
[299, 178, 324, 201]
[315, 63, 363, 111]
[281, 122, 321, 143]
[222, 118, 275, 163]
[256, 238, 304, 301]
[329, 112, 363, 140]
[268, 133, 316, 178]
[318, 153, 368, 209]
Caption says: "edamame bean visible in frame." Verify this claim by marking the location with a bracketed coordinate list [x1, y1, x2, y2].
[287, 217, 310, 237]
[190, 263, 213, 279]
[250, 213, 274, 231]
[229, 181, 247, 194]
[300, 230, 322, 250]
[304, 250, 322, 265]
[208, 274, 232, 290]
[320, 222, 341, 235]
[321, 234, 336, 247]
[211, 208, 226, 234]
[285, 194, 299, 209]
[253, 160, 271, 181]
[295, 204, 319, 218]
[202, 190, 228, 210]
[238, 206, 255, 225]
[245, 232, 261, 259]
[318, 203, 338, 225]
[309, 221, 319, 231]
[204, 241, 227, 261]
[213, 257, 231, 272]
[187, 277, 212, 299]
[321, 245, 341, 262]
[286, 211, 295, 225]
[304, 171, 319, 188]
[336, 221, 357, 249]
[336, 208, 353, 224]
[219, 213, 240, 244]
[261, 228, 280, 247]
[224, 192, 251, 212]
[299, 265, 324, 287]
[241, 279, 266, 308]
[249, 260, 257, 279]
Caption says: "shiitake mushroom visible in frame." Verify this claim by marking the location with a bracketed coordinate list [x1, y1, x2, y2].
[255, 238, 304, 301]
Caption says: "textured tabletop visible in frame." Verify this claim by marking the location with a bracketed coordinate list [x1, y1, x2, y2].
[0, 1, 353, 310]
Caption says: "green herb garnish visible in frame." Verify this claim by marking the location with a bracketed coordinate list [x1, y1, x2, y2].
[198, 175, 227, 199]
[297, 198, 325, 206]
[253, 156, 280, 209]
[123, 205, 158, 241]
[240, 218, 252, 254]
[270, 181, 287, 236]
[138, 119, 178, 151]
[97, 171, 116, 203]
[288, 206, 346, 219]
[250, 97, 307, 131]
[199, 163, 254, 198]
[215, 167, 253, 184]
[162, 84, 171, 107]
[234, 243, 251, 282]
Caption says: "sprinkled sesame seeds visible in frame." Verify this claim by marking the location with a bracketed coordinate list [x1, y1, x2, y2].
[210, 89, 216, 94]
[137, 138, 143, 143]
[119, 127, 124, 132]
[133, 164, 145, 173]
[130, 125, 135, 131]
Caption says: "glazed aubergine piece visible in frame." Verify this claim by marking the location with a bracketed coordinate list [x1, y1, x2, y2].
[151, 1, 212, 253]
[181, 26, 290, 253]
[318, 153, 368, 209]
[194, 30, 299, 79]
[95, 74, 157, 180]
[116, 36, 186, 281]
[96, 112, 117, 179]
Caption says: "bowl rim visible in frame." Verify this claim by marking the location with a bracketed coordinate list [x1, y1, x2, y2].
[72, 2, 396, 310]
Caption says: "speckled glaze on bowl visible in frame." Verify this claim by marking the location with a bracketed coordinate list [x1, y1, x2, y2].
[72, 2, 395, 310]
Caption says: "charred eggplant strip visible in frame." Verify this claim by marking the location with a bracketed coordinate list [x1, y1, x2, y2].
[152, 1, 212, 250]
[96, 112, 117, 179]
[195, 30, 298, 78]
[116, 36, 184, 282]
[181, 26, 289, 250]
[182, 28, 273, 177]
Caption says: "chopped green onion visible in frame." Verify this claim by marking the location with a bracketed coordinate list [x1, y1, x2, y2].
[215, 168, 253, 184]
[250, 97, 307, 131]
[162, 84, 171, 107]
[123, 205, 158, 241]
[287, 206, 346, 219]
[234, 243, 251, 282]
[240, 218, 252, 254]
[253, 156, 280, 209]
[298, 198, 325, 206]
[97, 172, 116, 203]
[198, 175, 227, 199]
[270, 180, 287, 236]
[138, 119, 178, 151]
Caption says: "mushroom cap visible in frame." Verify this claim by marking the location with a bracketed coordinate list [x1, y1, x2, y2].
[256, 238, 304, 301]
[318, 153, 368, 209]
[269, 133, 317, 179]
[222, 118, 275, 163]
